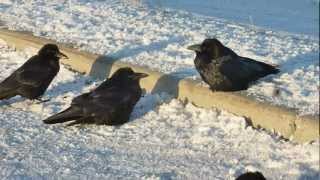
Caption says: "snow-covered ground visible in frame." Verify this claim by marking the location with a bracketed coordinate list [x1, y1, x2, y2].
[145, 0, 320, 37]
[0, 0, 319, 115]
[0, 39, 319, 179]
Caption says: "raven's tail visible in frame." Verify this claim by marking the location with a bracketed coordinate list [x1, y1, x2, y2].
[250, 60, 280, 78]
[263, 63, 280, 75]
[43, 106, 82, 124]
[243, 57, 280, 75]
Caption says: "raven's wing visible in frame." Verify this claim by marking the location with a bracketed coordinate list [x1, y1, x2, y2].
[12, 55, 58, 87]
[81, 86, 137, 125]
[220, 56, 279, 84]
[70, 77, 114, 105]
[15, 66, 54, 87]
[0, 56, 44, 98]
[70, 79, 113, 106]
[85, 87, 134, 114]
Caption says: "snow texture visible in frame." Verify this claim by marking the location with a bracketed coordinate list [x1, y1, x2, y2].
[0, 0, 319, 115]
[0, 38, 319, 179]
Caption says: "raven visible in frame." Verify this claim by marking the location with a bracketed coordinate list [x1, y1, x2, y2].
[188, 39, 279, 91]
[0, 44, 68, 101]
[43, 67, 148, 126]
[236, 171, 266, 180]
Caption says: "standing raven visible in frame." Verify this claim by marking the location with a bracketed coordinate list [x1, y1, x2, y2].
[236, 171, 266, 180]
[0, 44, 68, 101]
[43, 67, 148, 126]
[188, 39, 279, 91]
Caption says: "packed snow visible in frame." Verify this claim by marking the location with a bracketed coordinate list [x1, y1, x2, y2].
[0, 39, 319, 179]
[0, 0, 319, 115]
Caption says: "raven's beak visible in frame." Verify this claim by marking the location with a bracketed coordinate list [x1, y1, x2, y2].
[57, 51, 69, 59]
[187, 44, 201, 52]
[134, 72, 149, 79]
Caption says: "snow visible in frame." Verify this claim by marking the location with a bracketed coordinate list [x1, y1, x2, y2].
[0, 38, 319, 179]
[145, 0, 319, 37]
[0, 0, 319, 116]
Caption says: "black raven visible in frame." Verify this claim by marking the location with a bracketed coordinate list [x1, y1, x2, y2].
[0, 44, 68, 101]
[188, 39, 279, 91]
[43, 67, 148, 126]
[236, 171, 266, 180]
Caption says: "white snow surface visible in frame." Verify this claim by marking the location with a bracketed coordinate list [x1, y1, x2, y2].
[145, 0, 320, 37]
[0, 1, 318, 116]
[0, 39, 319, 179]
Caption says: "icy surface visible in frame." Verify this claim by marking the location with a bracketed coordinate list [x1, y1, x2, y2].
[0, 40, 319, 179]
[0, 1, 318, 115]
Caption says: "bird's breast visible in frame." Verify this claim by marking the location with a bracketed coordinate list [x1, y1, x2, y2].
[195, 57, 229, 87]
[49, 60, 60, 68]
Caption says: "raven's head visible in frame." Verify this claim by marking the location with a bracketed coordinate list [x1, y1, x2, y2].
[38, 44, 68, 60]
[236, 171, 266, 180]
[187, 38, 235, 60]
[110, 67, 148, 84]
